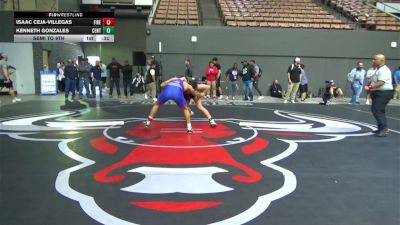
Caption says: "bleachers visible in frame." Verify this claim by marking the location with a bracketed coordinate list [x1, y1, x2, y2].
[153, 0, 200, 25]
[218, 0, 352, 29]
[328, 0, 400, 31]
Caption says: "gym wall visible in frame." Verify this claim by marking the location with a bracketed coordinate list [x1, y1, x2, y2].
[145, 25, 400, 96]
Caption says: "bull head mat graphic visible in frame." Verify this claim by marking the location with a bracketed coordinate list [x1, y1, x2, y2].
[0, 109, 376, 225]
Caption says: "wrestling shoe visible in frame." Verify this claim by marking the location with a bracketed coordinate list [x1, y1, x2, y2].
[143, 120, 151, 128]
[187, 128, 194, 134]
[210, 119, 217, 128]
[12, 98, 21, 103]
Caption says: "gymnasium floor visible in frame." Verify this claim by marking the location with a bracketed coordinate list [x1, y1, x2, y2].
[0, 95, 399, 225]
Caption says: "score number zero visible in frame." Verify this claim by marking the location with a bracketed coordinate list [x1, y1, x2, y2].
[92, 18, 115, 34]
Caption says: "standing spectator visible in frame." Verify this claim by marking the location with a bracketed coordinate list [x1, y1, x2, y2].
[284, 57, 303, 103]
[144, 63, 157, 101]
[150, 55, 162, 96]
[299, 64, 309, 101]
[77, 58, 92, 99]
[91, 60, 103, 98]
[56, 62, 65, 92]
[0, 54, 21, 103]
[240, 60, 254, 101]
[212, 57, 223, 99]
[74, 60, 80, 93]
[249, 60, 264, 100]
[146, 59, 152, 71]
[205, 61, 219, 98]
[225, 63, 240, 100]
[349, 62, 366, 104]
[364, 54, 393, 137]
[107, 57, 122, 98]
[393, 66, 400, 100]
[365, 65, 377, 105]
[121, 60, 133, 98]
[184, 59, 194, 80]
[270, 79, 283, 98]
[100, 61, 107, 90]
[64, 59, 78, 100]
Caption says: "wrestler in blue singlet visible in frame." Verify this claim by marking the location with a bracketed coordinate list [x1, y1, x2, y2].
[156, 79, 187, 108]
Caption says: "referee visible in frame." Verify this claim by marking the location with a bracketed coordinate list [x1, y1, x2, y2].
[364, 54, 394, 137]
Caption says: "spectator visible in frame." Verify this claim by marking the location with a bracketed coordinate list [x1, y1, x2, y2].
[330, 80, 344, 98]
[77, 58, 92, 99]
[74, 60, 80, 92]
[107, 57, 122, 98]
[0, 54, 21, 103]
[320, 80, 344, 105]
[100, 61, 107, 90]
[64, 59, 78, 100]
[91, 60, 103, 98]
[56, 62, 65, 92]
[393, 66, 400, 100]
[240, 60, 254, 101]
[212, 57, 223, 99]
[270, 79, 283, 98]
[299, 64, 309, 101]
[349, 62, 366, 104]
[249, 59, 264, 100]
[144, 63, 157, 101]
[150, 55, 162, 96]
[364, 54, 393, 137]
[146, 59, 152, 71]
[205, 61, 219, 98]
[225, 62, 240, 100]
[121, 60, 133, 98]
[365, 65, 377, 105]
[284, 57, 303, 103]
[184, 59, 194, 80]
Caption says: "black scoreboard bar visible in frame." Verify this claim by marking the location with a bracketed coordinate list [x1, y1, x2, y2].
[14, 12, 115, 42]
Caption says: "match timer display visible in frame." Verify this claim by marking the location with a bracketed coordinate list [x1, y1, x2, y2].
[14, 12, 115, 42]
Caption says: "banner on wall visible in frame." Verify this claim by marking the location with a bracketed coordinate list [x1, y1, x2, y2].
[40, 70, 57, 95]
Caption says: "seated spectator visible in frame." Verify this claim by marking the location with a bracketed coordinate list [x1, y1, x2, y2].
[270, 79, 283, 98]
[320, 80, 343, 105]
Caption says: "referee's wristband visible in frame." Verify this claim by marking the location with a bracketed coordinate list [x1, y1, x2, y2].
[368, 85, 373, 90]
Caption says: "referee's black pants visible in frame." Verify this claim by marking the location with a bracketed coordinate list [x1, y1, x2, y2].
[371, 90, 393, 131]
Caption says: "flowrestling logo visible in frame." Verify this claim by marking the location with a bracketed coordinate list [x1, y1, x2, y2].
[0, 110, 376, 225]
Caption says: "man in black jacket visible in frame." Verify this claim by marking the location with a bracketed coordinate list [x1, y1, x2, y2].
[107, 57, 122, 98]
[64, 59, 78, 100]
[121, 60, 133, 98]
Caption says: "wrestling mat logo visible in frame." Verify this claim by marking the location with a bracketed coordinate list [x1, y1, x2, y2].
[0, 110, 375, 225]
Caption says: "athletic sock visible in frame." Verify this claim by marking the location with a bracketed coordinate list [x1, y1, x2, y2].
[187, 123, 193, 133]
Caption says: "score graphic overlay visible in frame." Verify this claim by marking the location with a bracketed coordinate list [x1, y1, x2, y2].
[14, 12, 115, 42]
